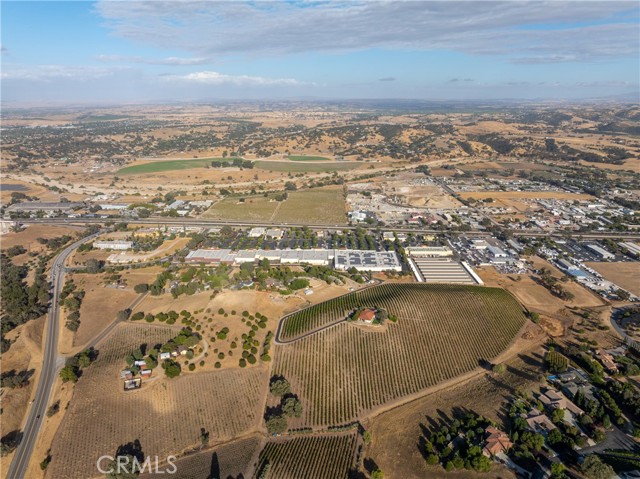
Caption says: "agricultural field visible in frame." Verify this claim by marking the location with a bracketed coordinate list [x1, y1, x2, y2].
[139, 435, 263, 479]
[47, 323, 268, 479]
[367, 350, 546, 479]
[117, 158, 232, 174]
[288, 155, 330, 161]
[203, 195, 280, 221]
[272, 186, 347, 224]
[253, 433, 358, 479]
[203, 186, 347, 224]
[273, 284, 528, 426]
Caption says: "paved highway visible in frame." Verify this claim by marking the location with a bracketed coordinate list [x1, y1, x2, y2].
[18, 217, 640, 240]
[7, 233, 99, 479]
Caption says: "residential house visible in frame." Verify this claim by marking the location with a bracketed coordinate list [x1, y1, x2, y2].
[595, 349, 618, 374]
[133, 360, 147, 367]
[538, 388, 584, 418]
[524, 408, 557, 435]
[120, 369, 133, 380]
[159, 352, 171, 361]
[482, 426, 513, 457]
[358, 309, 377, 324]
[265, 278, 282, 288]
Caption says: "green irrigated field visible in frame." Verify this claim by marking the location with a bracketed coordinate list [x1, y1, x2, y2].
[273, 284, 527, 426]
[203, 186, 347, 224]
[118, 158, 239, 174]
[288, 155, 330, 161]
[254, 160, 360, 172]
[253, 433, 357, 479]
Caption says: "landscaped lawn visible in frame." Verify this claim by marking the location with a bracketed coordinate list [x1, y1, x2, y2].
[288, 155, 330, 161]
[118, 158, 238, 174]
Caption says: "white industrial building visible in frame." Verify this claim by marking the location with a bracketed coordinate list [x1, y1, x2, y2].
[487, 246, 508, 258]
[470, 239, 489, 250]
[334, 250, 402, 272]
[189, 200, 213, 208]
[620, 242, 640, 256]
[93, 240, 133, 250]
[405, 246, 453, 257]
[248, 227, 266, 238]
[585, 244, 615, 260]
[265, 228, 284, 239]
[98, 203, 130, 211]
[165, 200, 186, 211]
[383, 232, 407, 242]
[184, 247, 400, 271]
[185, 249, 236, 264]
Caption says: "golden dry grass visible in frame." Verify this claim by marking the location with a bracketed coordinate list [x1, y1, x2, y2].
[47, 323, 269, 479]
[585, 261, 640, 296]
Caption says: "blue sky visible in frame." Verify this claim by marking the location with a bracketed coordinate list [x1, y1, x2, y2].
[1, 1, 638, 105]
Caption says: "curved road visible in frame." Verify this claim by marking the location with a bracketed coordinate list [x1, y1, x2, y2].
[7, 233, 99, 479]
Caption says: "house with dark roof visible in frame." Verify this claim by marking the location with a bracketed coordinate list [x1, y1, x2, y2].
[538, 388, 583, 417]
[524, 408, 557, 436]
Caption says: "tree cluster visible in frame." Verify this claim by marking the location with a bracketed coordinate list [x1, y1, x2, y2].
[1, 255, 50, 352]
[420, 412, 494, 472]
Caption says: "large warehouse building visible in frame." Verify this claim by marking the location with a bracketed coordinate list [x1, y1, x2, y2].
[334, 250, 402, 272]
[185, 248, 401, 272]
[93, 240, 133, 250]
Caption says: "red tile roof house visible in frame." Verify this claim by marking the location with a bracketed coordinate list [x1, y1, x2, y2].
[358, 309, 377, 324]
[482, 426, 513, 457]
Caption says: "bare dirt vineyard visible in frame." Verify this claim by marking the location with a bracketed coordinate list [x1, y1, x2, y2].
[274, 284, 527, 426]
[140, 435, 263, 479]
[253, 433, 358, 479]
[47, 323, 268, 479]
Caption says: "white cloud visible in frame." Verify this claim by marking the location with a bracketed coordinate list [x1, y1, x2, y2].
[0, 65, 124, 81]
[96, 54, 211, 65]
[165, 70, 309, 86]
[94, 1, 639, 61]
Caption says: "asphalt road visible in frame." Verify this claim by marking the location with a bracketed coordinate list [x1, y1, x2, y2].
[7, 233, 99, 479]
[18, 217, 640, 240]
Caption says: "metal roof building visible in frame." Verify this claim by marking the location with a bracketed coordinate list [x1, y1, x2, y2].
[185, 249, 236, 263]
[334, 250, 402, 272]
